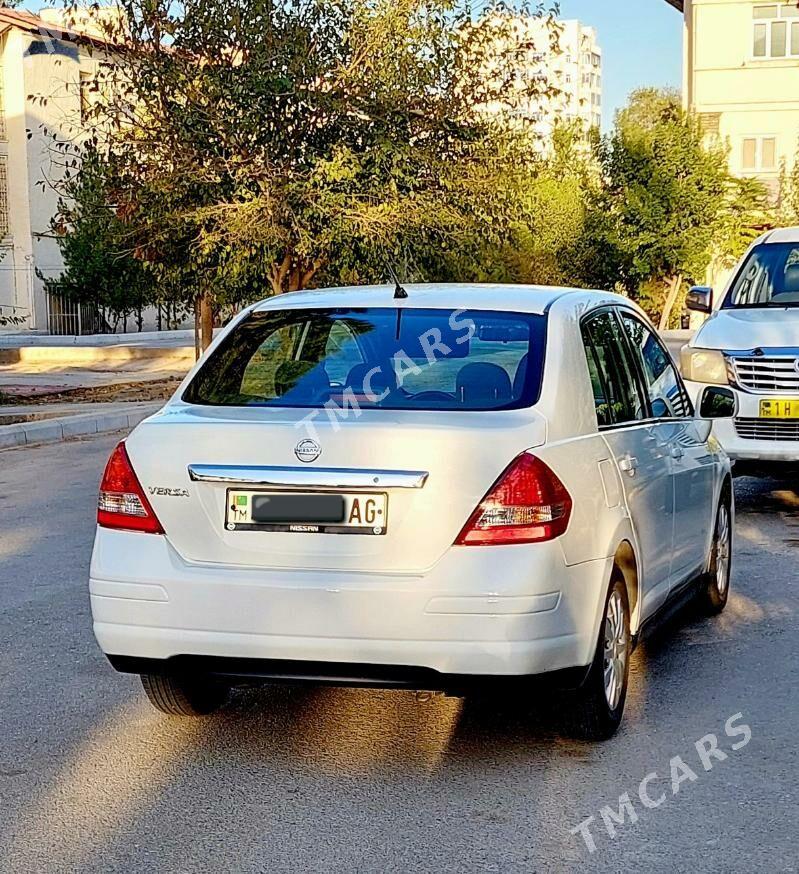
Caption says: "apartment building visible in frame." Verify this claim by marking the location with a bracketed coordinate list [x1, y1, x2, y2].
[669, 0, 799, 198]
[477, 17, 603, 146]
[0, 7, 106, 331]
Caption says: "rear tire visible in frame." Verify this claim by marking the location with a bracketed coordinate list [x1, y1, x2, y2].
[697, 489, 732, 616]
[564, 574, 630, 742]
[140, 672, 230, 716]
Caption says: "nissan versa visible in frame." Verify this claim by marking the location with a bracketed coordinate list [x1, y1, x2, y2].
[90, 284, 737, 740]
[682, 226, 799, 474]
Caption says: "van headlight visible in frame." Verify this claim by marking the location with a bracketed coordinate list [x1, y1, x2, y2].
[680, 347, 729, 385]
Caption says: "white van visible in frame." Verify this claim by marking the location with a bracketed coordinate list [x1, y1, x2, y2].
[682, 227, 799, 472]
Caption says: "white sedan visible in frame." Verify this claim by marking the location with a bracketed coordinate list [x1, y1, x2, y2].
[91, 284, 736, 740]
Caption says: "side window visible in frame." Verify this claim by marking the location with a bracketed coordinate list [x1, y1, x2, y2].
[581, 311, 646, 427]
[619, 312, 693, 419]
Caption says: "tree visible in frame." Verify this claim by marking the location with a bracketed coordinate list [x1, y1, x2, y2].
[778, 145, 799, 225]
[44, 147, 161, 332]
[51, 0, 559, 349]
[577, 88, 765, 328]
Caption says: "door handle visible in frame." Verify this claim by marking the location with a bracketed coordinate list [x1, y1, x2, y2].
[619, 455, 638, 476]
[670, 446, 685, 460]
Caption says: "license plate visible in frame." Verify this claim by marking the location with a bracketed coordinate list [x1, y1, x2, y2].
[759, 399, 799, 419]
[225, 490, 388, 535]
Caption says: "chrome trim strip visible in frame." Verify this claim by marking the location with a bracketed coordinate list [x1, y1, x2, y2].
[187, 464, 429, 489]
[725, 350, 799, 395]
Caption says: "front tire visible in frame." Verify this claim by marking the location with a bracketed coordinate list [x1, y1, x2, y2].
[697, 489, 732, 616]
[564, 574, 630, 741]
[140, 672, 230, 716]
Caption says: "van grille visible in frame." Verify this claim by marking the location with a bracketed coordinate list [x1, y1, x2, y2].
[734, 418, 799, 442]
[730, 355, 799, 393]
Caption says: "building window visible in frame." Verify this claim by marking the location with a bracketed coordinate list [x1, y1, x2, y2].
[742, 136, 778, 171]
[753, 4, 799, 58]
[0, 157, 9, 239]
[79, 70, 93, 124]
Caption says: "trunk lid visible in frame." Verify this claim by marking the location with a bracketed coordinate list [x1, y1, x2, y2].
[126, 403, 547, 573]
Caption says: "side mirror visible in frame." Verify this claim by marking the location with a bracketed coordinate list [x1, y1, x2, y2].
[699, 386, 737, 420]
[686, 286, 713, 314]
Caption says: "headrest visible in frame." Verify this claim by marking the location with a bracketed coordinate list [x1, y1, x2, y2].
[346, 363, 397, 399]
[513, 354, 529, 397]
[782, 263, 799, 294]
[456, 362, 512, 407]
[274, 360, 330, 397]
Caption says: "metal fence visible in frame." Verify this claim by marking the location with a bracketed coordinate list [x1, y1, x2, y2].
[45, 290, 103, 336]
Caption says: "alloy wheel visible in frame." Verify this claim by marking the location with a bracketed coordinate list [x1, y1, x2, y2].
[715, 502, 731, 597]
[603, 589, 628, 711]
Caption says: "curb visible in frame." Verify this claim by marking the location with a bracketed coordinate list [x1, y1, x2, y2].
[0, 403, 162, 451]
[0, 346, 196, 368]
[0, 329, 197, 347]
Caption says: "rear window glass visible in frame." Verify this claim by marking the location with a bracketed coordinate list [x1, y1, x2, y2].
[183, 307, 547, 411]
[724, 242, 799, 308]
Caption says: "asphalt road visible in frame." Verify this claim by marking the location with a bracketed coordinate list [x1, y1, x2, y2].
[0, 434, 797, 873]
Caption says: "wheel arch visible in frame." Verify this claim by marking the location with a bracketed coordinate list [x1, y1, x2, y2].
[612, 539, 640, 633]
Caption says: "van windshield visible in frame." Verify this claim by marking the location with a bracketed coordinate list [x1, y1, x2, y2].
[183, 307, 547, 411]
[724, 242, 799, 308]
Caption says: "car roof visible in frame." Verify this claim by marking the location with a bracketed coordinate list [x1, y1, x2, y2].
[251, 283, 632, 316]
[762, 226, 799, 244]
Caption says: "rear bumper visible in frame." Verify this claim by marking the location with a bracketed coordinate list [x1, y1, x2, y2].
[105, 655, 592, 694]
[685, 380, 799, 462]
[90, 529, 611, 679]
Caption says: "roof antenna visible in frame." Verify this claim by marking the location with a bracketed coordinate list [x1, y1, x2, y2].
[386, 263, 408, 299]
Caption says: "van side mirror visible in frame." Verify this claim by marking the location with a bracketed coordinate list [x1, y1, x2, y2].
[686, 286, 713, 314]
[699, 386, 737, 419]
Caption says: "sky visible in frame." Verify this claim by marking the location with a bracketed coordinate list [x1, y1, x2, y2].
[27, 0, 683, 130]
[558, 0, 683, 128]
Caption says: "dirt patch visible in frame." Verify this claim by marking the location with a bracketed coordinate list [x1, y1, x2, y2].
[0, 377, 182, 406]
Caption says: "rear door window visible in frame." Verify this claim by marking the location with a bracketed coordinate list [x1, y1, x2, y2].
[581, 311, 646, 427]
[184, 308, 547, 411]
[619, 312, 693, 419]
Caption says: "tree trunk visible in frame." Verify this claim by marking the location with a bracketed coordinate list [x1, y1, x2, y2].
[194, 297, 201, 361]
[658, 274, 683, 332]
[269, 252, 292, 296]
[200, 290, 214, 353]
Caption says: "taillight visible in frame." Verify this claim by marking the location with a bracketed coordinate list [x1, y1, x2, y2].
[97, 441, 164, 534]
[455, 453, 572, 546]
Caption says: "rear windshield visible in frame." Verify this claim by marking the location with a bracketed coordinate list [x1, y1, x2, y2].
[183, 307, 546, 411]
[724, 242, 799, 308]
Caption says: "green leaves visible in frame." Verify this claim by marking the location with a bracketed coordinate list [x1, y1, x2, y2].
[51, 0, 561, 301]
[577, 88, 767, 326]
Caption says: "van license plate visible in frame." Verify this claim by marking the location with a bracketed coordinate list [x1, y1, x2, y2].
[759, 399, 799, 419]
[225, 490, 387, 535]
